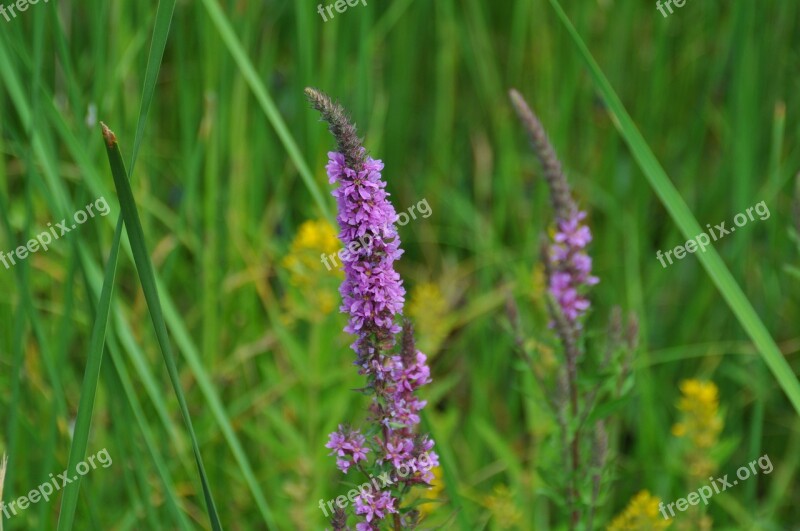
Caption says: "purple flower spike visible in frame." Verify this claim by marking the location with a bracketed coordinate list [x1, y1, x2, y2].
[307, 87, 438, 529]
[327, 151, 406, 362]
[548, 210, 599, 326]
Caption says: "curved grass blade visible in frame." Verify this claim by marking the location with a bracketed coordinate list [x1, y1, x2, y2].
[100, 124, 222, 530]
[547, 0, 800, 415]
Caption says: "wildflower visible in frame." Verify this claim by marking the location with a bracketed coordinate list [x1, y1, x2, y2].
[607, 490, 671, 531]
[549, 211, 599, 325]
[672, 379, 723, 481]
[407, 282, 449, 354]
[510, 89, 630, 530]
[416, 465, 444, 516]
[324, 152, 405, 358]
[307, 87, 437, 528]
[325, 426, 370, 473]
[354, 490, 398, 524]
[672, 380, 722, 449]
[281, 219, 341, 317]
[509, 89, 598, 334]
[483, 485, 523, 529]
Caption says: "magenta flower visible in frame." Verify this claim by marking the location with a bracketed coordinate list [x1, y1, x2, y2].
[548, 210, 599, 325]
[307, 88, 438, 530]
[354, 491, 398, 523]
[326, 426, 370, 474]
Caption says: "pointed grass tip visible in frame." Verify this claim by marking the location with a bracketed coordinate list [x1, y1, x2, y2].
[100, 122, 117, 148]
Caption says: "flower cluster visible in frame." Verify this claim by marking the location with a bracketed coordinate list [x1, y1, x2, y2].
[354, 491, 397, 530]
[324, 149, 437, 527]
[307, 87, 437, 529]
[326, 426, 370, 474]
[407, 282, 449, 355]
[671, 379, 722, 449]
[607, 490, 671, 531]
[548, 210, 599, 325]
[281, 219, 341, 317]
[672, 379, 723, 481]
[326, 152, 405, 360]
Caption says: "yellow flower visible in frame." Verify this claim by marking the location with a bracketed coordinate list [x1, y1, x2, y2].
[407, 282, 449, 354]
[482, 484, 522, 529]
[281, 219, 341, 319]
[417, 466, 444, 516]
[531, 263, 546, 299]
[607, 490, 671, 530]
[672, 379, 723, 482]
[672, 380, 722, 450]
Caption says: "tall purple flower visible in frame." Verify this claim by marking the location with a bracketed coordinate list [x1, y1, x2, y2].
[508, 89, 599, 330]
[306, 87, 438, 529]
[510, 89, 619, 529]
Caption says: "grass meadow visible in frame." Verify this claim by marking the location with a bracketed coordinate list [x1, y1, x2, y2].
[0, 0, 799, 529]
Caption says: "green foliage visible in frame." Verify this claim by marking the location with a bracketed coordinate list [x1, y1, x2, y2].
[0, 0, 798, 529]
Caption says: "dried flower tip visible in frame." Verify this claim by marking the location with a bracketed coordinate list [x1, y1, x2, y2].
[305, 87, 366, 171]
[331, 507, 349, 530]
[508, 89, 575, 220]
[401, 319, 417, 364]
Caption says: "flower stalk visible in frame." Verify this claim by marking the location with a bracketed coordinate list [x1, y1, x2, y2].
[509, 89, 635, 530]
[306, 87, 438, 530]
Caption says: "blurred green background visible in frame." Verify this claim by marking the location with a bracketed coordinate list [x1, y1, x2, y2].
[0, 0, 799, 529]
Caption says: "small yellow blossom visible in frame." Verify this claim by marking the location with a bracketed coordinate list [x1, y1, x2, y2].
[281, 219, 341, 319]
[607, 490, 671, 531]
[531, 263, 546, 299]
[672, 380, 722, 449]
[483, 484, 522, 529]
[417, 466, 444, 516]
[407, 282, 449, 354]
[672, 379, 723, 487]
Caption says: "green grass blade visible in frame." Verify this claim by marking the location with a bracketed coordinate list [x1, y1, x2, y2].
[129, 0, 176, 174]
[547, 0, 800, 415]
[157, 277, 280, 529]
[100, 124, 223, 530]
[56, 219, 122, 531]
[105, 335, 193, 530]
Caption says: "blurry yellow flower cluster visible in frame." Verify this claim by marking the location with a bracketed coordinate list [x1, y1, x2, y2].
[416, 466, 444, 517]
[671, 379, 723, 482]
[607, 490, 671, 531]
[671, 380, 722, 449]
[407, 282, 449, 355]
[482, 484, 523, 529]
[281, 219, 341, 320]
